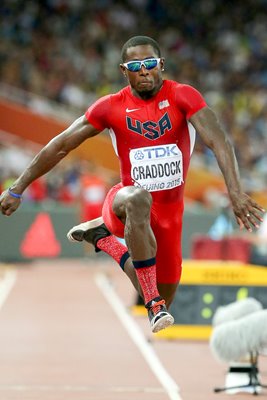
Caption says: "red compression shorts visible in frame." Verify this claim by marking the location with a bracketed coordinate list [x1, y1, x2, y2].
[102, 182, 183, 284]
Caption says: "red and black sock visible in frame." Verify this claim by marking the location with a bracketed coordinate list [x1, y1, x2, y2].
[96, 237, 159, 306]
[96, 236, 130, 270]
[132, 257, 159, 305]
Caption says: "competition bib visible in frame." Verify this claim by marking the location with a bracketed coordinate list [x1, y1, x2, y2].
[130, 144, 183, 192]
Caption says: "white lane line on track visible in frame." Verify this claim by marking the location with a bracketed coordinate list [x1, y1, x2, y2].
[0, 384, 165, 393]
[0, 268, 17, 310]
[95, 272, 182, 400]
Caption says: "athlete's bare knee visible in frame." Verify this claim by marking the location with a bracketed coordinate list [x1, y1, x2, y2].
[125, 188, 152, 221]
[112, 186, 151, 221]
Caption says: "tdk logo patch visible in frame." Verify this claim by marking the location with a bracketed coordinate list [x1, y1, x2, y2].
[132, 145, 179, 161]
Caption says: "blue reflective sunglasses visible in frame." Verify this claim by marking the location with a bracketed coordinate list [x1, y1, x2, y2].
[122, 58, 161, 72]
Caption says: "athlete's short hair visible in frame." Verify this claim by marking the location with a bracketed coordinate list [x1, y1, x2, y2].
[121, 36, 161, 62]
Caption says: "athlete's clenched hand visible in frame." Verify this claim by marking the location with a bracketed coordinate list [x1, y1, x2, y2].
[0, 190, 22, 216]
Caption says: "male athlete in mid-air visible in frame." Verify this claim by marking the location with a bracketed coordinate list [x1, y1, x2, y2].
[0, 36, 264, 333]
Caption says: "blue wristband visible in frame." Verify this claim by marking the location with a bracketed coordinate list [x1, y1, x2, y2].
[8, 188, 22, 199]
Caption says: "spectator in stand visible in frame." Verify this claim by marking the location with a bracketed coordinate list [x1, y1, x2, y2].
[27, 178, 47, 203]
[79, 161, 108, 223]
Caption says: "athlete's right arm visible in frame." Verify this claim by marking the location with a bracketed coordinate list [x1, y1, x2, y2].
[0, 115, 100, 216]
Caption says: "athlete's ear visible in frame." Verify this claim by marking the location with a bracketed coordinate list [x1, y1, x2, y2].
[160, 58, 165, 72]
[120, 64, 127, 77]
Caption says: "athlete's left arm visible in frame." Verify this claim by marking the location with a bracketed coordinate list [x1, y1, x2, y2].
[189, 106, 265, 231]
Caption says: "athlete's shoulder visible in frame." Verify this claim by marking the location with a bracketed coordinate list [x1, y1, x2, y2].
[163, 80, 206, 118]
[163, 79, 199, 93]
[165, 79, 205, 102]
[109, 86, 130, 104]
[163, 79, 181, 88]
[85, 94, 113, 130]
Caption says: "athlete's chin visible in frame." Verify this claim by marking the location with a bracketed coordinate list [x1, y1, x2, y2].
[136, 83, 155, 96]
[138, 82, 155, 92]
